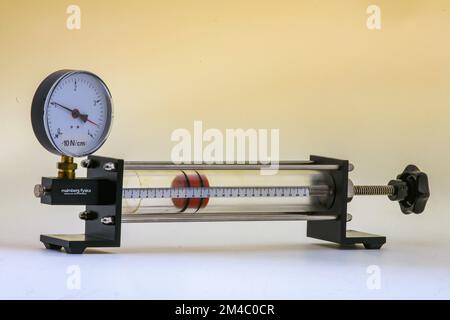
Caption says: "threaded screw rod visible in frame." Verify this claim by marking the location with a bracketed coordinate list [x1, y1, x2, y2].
[353, 185, 395, 196]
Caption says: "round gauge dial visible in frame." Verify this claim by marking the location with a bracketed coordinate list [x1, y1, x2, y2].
[31, 70, 113, 157]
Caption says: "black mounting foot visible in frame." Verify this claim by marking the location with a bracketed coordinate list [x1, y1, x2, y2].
[40, 234, 120, 255]
[363, 242, 384, 250]
[64, 247, 86, 254]
[44, 243, 62, 251]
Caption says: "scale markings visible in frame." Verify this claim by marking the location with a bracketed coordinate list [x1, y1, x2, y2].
[122, 186, 312, 199]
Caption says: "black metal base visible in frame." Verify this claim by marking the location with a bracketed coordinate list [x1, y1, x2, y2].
[308, 230, 386, 250]
[41, 234, 122, 254]
[345, 230, 386, 249]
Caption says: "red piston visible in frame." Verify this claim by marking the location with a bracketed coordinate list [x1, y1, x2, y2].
[171, 172, 210, 212]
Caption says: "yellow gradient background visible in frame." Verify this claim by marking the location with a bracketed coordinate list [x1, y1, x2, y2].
[0, 0, 448, 246]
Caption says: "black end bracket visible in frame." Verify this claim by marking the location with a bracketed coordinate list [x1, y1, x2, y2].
[307, 155, 386, 249]
[40, 156, 124, 254]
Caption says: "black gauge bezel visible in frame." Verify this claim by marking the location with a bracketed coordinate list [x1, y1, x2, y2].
[31, 70, 113, 157]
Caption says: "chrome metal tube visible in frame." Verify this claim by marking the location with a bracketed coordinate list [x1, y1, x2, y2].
[121, 213, 352, 223]
[124, 161, 340, 171]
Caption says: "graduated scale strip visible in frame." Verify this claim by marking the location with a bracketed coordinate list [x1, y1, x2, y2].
[122, 185, 331, 199]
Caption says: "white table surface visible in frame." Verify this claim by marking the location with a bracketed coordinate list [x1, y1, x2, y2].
[1, 234, 449, 300]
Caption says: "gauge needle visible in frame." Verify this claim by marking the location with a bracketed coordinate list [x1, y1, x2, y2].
[51, 102, 99, 127]
[79, 113, 99, 126]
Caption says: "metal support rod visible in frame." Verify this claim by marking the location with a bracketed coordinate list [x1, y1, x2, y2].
[124, 161, 340, 171]
[118, 213, 352, 223]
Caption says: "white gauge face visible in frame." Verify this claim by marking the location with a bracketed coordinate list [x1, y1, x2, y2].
[44, 72, 113, 157]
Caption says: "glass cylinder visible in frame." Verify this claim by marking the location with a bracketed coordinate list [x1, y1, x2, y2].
[122, 167, 335, 215]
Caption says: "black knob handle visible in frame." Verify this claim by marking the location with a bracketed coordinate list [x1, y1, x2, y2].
[394, 165, 430, 214]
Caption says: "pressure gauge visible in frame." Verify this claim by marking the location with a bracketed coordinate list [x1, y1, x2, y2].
[31, 70, 113, 157]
